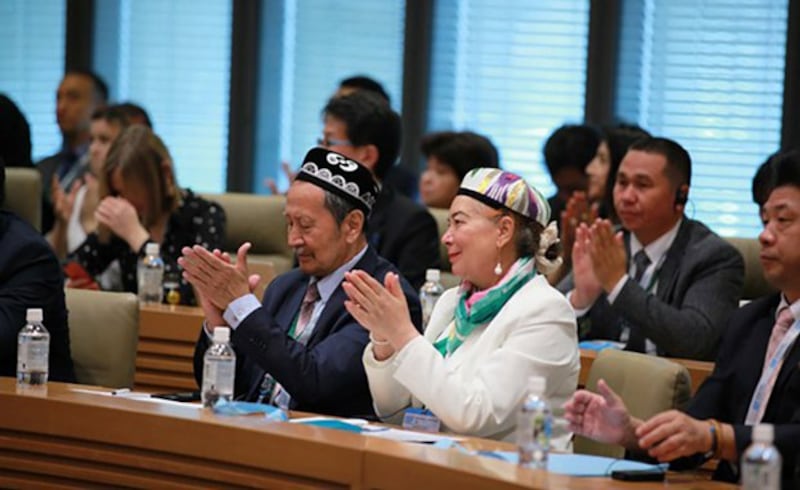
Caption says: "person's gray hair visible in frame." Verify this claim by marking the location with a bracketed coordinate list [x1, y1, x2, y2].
[323, 190, 366, 233]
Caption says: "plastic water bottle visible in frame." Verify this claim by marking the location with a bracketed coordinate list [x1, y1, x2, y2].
[137, 242, 164, 304]
[419, 268, 445, 329]
[202, 327, 236, 408]
[742, 424, 782, 490]
[517, 376, 552, 470]
[17, 308, 50, 387]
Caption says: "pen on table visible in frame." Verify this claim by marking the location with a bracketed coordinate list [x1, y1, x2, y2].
[111, 388, 149, 397]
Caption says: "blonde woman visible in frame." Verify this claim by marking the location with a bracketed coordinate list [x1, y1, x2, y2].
[68, 125, 225, 305]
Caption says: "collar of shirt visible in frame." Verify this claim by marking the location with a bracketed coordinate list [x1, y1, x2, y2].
[311, 243, 369, 303]
[776, 295, 800, 322]
[629, 218, 683, 274]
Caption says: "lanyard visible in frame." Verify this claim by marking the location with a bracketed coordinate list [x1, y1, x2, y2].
[745, 318, 800, 424]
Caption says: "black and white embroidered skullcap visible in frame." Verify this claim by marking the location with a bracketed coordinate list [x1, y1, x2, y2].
[295, 147, 380, 215]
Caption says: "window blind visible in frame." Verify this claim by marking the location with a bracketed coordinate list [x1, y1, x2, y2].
[254, 0, 405, 192]
[95, 0, 232, 193]
[0, 0, 66, 161]
[427, 0, 590, 198]
[615, 0, 788, 237]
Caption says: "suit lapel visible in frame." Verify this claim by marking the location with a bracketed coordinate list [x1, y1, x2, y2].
[769, 307, 800, 412]
[306, 246, 378, 346]
[743, 304, 779, 400]
[654, 219, 691, 302]
[278, 277, 308, 335]
[246, 276, 307, 400]
[772, 338, 800, 398]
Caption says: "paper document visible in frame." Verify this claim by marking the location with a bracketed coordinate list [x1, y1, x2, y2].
[68, 388, 201, 409]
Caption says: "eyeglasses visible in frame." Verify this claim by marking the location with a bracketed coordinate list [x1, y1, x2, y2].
[316, 136, 353, 148]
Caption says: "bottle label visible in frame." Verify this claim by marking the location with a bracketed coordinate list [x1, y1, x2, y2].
[138, 267, 164, 302]
[202, 358, 235, 397]
[742, 459, 781, 489]
[419, 286, 442, 328]
[532, 412, 552, 448]
[517, 402, 552, 469]
[18, 340, 49, 372]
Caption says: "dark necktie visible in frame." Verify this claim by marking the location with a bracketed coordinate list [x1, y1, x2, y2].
[632, 250, 651, 284]
[625, 250, 652, 352]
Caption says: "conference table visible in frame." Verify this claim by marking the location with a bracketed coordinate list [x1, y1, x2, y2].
[136, 304, 715, 395]
[135, 304, 205, 393]
[0, 379, 736, 489]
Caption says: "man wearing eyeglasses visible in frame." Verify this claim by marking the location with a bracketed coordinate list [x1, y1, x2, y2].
[319, 91, 440, 290]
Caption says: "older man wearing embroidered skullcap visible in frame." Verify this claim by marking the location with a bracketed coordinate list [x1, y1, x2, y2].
[181, 148, 422, 417]
[343, 168, 580, 444]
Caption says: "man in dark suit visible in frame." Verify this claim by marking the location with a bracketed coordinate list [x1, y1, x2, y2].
[321, 91, 440, 290]
[182, 148, 421, 417]
[36, 69, 108, 233]
[0, 159, 75, 382]
[565, 149, 800, 485]
[568, 136, 743, 360]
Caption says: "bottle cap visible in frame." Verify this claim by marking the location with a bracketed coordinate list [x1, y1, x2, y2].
[752, 424, 774, 443]
[425, 269, 441, 282]
[26, 308, 43, 323]
[527, 376, 546, 396]
[145, 242, 160, 256]
[212, 327, 230, 343]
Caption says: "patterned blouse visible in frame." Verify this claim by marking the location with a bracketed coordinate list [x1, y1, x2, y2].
[70, 189, 226, 305]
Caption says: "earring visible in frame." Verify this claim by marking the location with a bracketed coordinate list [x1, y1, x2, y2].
[494, 261, 503, 276]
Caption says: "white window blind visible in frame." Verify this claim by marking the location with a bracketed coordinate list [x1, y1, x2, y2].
[94, 0, 232, 193]
[615, 0, 788, 238]
[0, 0, 66, 161]
[427, 0, 590, 198]
[254, 0, 405, 192]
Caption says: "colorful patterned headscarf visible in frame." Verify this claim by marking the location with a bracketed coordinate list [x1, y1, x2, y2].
[457, 168, 561, 275]
[457, 168, 550, 227]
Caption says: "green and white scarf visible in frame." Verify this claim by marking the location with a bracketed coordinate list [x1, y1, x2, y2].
[434, 257, 535, 357]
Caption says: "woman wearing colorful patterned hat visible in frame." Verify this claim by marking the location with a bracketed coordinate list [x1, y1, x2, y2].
[343, 168, 579, 444]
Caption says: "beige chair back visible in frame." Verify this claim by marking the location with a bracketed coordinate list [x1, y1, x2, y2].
[3, 168, 41, 231]
[573, 349, 691, 458]
[66, 288, 139, 389]
[202, 192, 293, 275]
[725, 237, 776, 300]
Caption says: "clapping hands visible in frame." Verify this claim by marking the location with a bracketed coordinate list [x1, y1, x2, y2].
[342, 270, 419, 355]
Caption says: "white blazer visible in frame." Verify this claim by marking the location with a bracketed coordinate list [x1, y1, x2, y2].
[363, 274, 579, 446]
